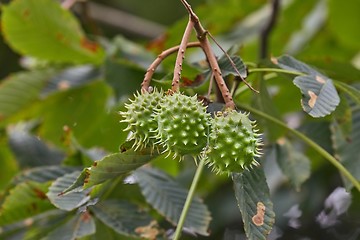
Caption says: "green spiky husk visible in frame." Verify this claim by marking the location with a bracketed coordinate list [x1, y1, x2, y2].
[205, 110, 262, 174]
[120, 89, 163, 149]
[155, 92, 210, 158]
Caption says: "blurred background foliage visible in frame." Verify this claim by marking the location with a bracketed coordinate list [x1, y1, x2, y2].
[0, 0, 359, 239]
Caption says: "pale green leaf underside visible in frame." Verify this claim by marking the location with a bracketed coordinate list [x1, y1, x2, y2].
[13, 166, 79, 184]
[134, 167, 211, 236]
[47, 171, 90, 211]
[42, 212, 96, 240]
[275, 55, 340, 117]
[2, 0, 104, 64]
[331, 109, 360, 190]
[232, 167, 275, 240]
[91, 200, 153, 238]
[276, 139, 311, 191]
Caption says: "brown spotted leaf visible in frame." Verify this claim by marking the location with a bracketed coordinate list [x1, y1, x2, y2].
[232, 167, 275, 240]
[1, 0, 104, 64]
[0, 181, 54, 225]
[293, 75, 340, 117]
[274, 55, 340, 117]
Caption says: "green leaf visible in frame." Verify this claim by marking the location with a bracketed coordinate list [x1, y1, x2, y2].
[275, 55, 340, 117]
[328, 0, 360, 49]
[255, 77, 285, 142]
[13, 166, 78, 184]
[47, 171, 91, 211]
[331, 109, 360, 190]
[91, 200, 154, 238]
[217, 55, 247, 79]
[0, 140, 18, 191]
[35, 81, 112, 147]
[41, 65, 101, 97]
[0, 181, 54, 225]
[104, 57, 145, 100]
[232, 167, 275, 240]
[0, 70, 55, 122]
[275, 139, 311, 191]
[275, 54, 322, 76]
[8, 128, 65, 168]
[134, 167, 211, 236]
[293, 75, 340, 117]
[1, 0, 104, 64]
[332, 95, 352, 139]
[84, 149, 156, 189]
[43, 211, 95, 240]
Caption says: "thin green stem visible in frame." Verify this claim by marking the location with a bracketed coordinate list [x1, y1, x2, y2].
[333, 80, 360, 105]
[173, 157, 206, 240]
[248, 68, 306, 76]
[238, 103, 360, 192]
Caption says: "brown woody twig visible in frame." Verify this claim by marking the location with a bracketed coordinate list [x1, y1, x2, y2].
[171, 19, 195, 92]
[180, 0, 235, 109]
[141, 42, 201, 93]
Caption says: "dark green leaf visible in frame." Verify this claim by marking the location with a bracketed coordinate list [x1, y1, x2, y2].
[13, 166, 79, 184]
[217, 55, 247, 79]
[21, 210, 69, 240]
[275, 55, 323, 76]
[1, 0, 104, 64]
[0, 70, 55, 122]
[8, 128, 64, 168]
[42, 211, 95, 240]
[334, 81, 360, 105]
[47, 171, 91, 211]
[84, 149, 156, 189]
[331, 109, 360, 190]
[0, 181, 54, 225]
[232, 167, 275, 240]
[307, 59, 360, 84]
[111, 36, 155, 69]
[275, 55, 340, 117]
[275, 139, 311, 191]
[255, 78, 285, 142]
[104, 58, 145, 100]
[41, 65, 101, 97]
[332, 95, 352, 139]
[134, 167, 211, 236]
[91, 200, 154, 238]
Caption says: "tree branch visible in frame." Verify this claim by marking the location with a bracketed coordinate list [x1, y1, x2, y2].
[260, 0, 280, 59]
[61, 0, 78, 9]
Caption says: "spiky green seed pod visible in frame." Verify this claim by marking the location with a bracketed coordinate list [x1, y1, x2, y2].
[155, 92, 210, 158]
[205, 110, 262, 174]
[120, 88, 163, 150]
